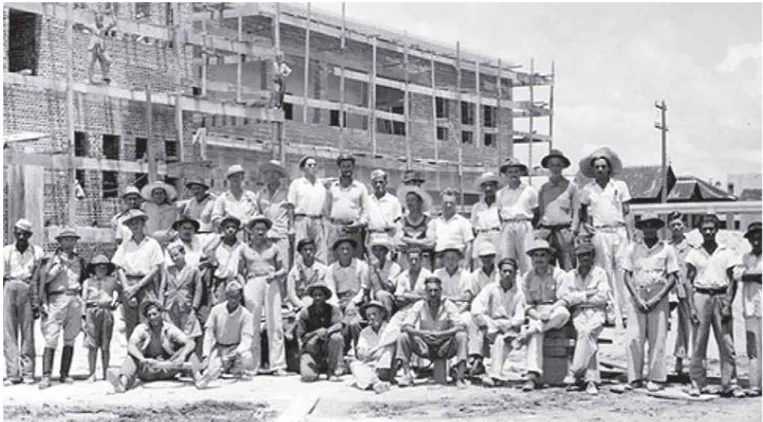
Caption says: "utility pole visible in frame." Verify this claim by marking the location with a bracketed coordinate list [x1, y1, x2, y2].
[654, 100, 668, 204]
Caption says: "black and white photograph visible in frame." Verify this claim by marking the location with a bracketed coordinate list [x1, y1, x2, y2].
[2, 2, 761, 421]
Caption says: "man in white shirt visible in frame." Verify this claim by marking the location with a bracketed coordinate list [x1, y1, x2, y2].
[324, 155, 371, 263]
[257, 160, 293, 297]
[432, 188, 474, 267]
[578, 147, 633, 329]
[471, 172, 503, 270]
[497, 157, 538, 274]
[111, 186, 143, 243]
[734, 222, 762, 397]
[179, 179, 216, 233]
[3, 219, 44, 385]
[432, 249, 474, 312]
[686, 214, 743, 398]
[211, 165, 260, 234]
[288, 155, 328, 264]
[348, 301, 395, 393]
[463, 242, 499, 300]
[367, 169, 403, 246]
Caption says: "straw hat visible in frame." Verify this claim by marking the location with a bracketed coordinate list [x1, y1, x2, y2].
[525, 239, 554, 256]
[402, 170, 425, 184]
[368, 233, 394, 251]
[247, 216, 273, 230]
[360, 300, 389, 321]
[397, 185, 432, 212]
[122, 186, 141, 199]
[185, 179, 210, 190]
[332, 237, 358, 251]
[140, 181, 178, 202]
[336, 154, 355, 165]
[172, 216, 201, 232]
[306, 283, 333, 299]
[55, 227, 81, 241]
[475, 172, 502, 189]
[219, 216, 242, 229]
[122, 209, 150, 225]
[476, 242, 498, 257]
[87, 254, 115, 274]
[579, 147, 623, 178]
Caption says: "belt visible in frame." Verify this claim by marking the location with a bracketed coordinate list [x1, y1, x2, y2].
[539, 224, 571, 230]
[329, 218, 356, 225]
[217, 342, 239, 348]
[501, 218, 531, 223]
[594, 223, 626, 231]
[295, 214, 322, 220]
[368, 228, 391, 234]
[531, 301, 556, 306]
[696, 287, 727, 295]
[476, 227, 501, 234]
[49, 289, 80, 296]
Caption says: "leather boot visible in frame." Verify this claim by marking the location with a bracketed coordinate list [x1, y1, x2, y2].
[60, 346, 74, 384]
[38, 348, 55, 390]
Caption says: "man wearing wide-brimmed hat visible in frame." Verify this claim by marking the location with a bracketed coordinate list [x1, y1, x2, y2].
[734, 222, 762, 397]
[287, 155, 329, 265]
[463, 242, 499, 301]
[578, 146, 633, 329]
[348, 301, 394, 393]
[497, 156, 539, 275]
[621, 212, 679, 393]
[559, 242, 610, 395]
[211, 164, 260, 232]
[239, 215, 288, 376]
[3, 218, 44, 386]
[140, 180, 180, 241]
[106, 299, 202, 393]
[165, 216, 219, 268]
[296, 282, 345, 382]
[402, 169, 425, 188]
[367, 169, 403, 246]
[514, 239, 570, 392]
[111, 185, 143, 243]
[257, 160, 293, 293]
[180, 178, 216, 233]
[470, 172, 503, 270]
[111, 209, 165, 340]
[206, 216, 246, 314]
[286, 238, 333, 309]
[537, 149, 579, 271]
[81, 254, 119, 382]
[396, 184, 436, 271]
[325, 154, 371, 264]
[39, 227, 87, 389]
[363, 233, 402, 314]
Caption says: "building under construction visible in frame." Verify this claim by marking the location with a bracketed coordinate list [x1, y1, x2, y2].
[3, 2, 553, 250]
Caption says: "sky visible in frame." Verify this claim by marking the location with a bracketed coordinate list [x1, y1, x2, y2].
[311, 2, 762, 183]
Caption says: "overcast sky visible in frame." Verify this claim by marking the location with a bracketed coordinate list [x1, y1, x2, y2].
[311, 2, 762, 183]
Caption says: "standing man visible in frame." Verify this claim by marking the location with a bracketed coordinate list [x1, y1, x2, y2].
[686, 214, 744, 398]
[537, 149, 579, 270]
[396, 185, 435, 270]
[470, 172, 503, 270]
[165, 217, 217, 268]
[141, 180, 180, 241]
[257, 160, 293, 296]
[205, 216, 245, 317]
[180, 179, 216, 233]
[272, 52, 292, 109]
[734, 222, 762, 397]
[326, 237, 369, 354]
[515, 239, 571, 391]
[367, 169, 403, 245]
[559, 243, 610, 395]
[3, 219, 44, 386]
[621, 213, 678, 392]
[324, 154, 371, 263]
[579, 147, 633, 329]
[111, 209, 165, 340]
[666, 211, 693, 376]
[211, 164, 260, 233]
[111, 185, 142, 244]
[497, 157, 538, 275]
[39, 228, 87, 389]
[432, 188, 474, 268]
[239, 216, 288, 376]
[402, 170, 426, 188]
[288, 155, 329, 264]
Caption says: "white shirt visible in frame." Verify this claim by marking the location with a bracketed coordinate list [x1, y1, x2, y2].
[287, 177, 327, 216]
[212, 240, 244, 279]
[432, 267, 472, 299]
[580, 179, 631, 227]
[497, 182, 539, 220]
[180, 193, 216, 232]
[559, 266, 610, 309]
[622, 240, 680, 288]
[257, 184, 290, 239]
[356, 322, 387, 364]
[470, 199, 502, 232]
[3, 243, 43, 281]
[394, 267, 433, 296]
[463, 268, 499, 297]
[470, 283, 526, 321]
[111, 236, 165, 277]
[734, 252, 762, 318]
[165, 234, 218, 268]
[327, 180, 371, 223]
[211, 190, 260, 228]
[432, 214, 474, 253]
[368, 192, 403, 233]
[686, 245, 740, 290]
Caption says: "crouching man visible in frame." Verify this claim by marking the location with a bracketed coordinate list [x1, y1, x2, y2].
[515, 239, 571, 391]
[348, 301, 395, 393]
[464, 258, 526, 387]
[196, 280, 255, 389]
[106, 300, 202, 393]
[395, 276, 469, 389]
[297, 283, 345, 382]
[559, 243, 610, 395]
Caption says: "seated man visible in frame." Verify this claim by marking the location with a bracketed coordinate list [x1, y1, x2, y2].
[464, 258, 526, 386]
[348, 301, 395, 393]
[196, 280, 255, 389]
[326, 237, 368, 354]
[363, 234, 403, 315]
[463, 243, 500, 299]
[559, 243, 611, 395]
[432, 248, 474, 312]
[395, 276, 469, 389]
[285, 239, 332, 310]
[297, 283, 345, 382]
[515, 239, 571, 391]
[106, 300, 202, 393]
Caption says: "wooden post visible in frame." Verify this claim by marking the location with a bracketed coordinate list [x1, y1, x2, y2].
[496, 58, 502, 162]
[236, 16, 243, 104]
[370, 36, 377, 156]
[527, 58, 534, 186]
[146, 84, 158, 183]
[66, 3, 76, 225]
[339, 2, 346, 153]
[201, 18, 208, 97]
[302, 3, 311, 123]
[431, 52, 439, 191]
[548, 60, 555, 152]
[403, 30, 411, 170]
[456, 41, 464, 208]
[476, 60, 482, 155]
[273, 3, 284, 162]
[173, 3, 185, 190]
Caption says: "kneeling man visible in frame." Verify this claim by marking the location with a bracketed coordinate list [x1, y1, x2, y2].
[106, 300, 201, 393]
[348, 301, 395, 393]
[396, 276, 469, 389]
[297, 283, 345, 382]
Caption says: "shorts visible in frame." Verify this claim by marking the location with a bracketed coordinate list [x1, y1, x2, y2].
[83, 306, 114, 349]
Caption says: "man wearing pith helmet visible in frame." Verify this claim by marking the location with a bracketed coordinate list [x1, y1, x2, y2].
[537, 149, 579, 270]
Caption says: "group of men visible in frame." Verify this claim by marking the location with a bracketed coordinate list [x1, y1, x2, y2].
[3, 146, 760, 399]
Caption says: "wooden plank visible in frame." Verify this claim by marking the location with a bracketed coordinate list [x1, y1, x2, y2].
[24, 166, 44, 239]
[3, 73, 283, 122]
[403, 30, 411, 170]
[3, 150, 169, 174]
[528, 58, 534, 186]
[338, 3, 346, 153]
[370, 36, 377, 156]
[302, 3, 311, 124]
[274, 393, 319, 422]
[431, 52, 440, 191]
[66, 3, 76, 226]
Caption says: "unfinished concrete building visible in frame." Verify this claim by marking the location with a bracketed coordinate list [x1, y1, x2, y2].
[3, 2, 553, 251]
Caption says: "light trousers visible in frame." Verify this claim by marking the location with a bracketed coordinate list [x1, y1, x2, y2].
[570, 308, 605, 383]
[626, 294, 669, 383]
[244, 276, 286, 372]
[746, 316, 762, 391]
[294, 216, 327, 265]
[202, 344, 254, 383]
[42, 293, 82, 348]
[689, 291, 737, 389]
[300, 332, 344, 382]
[673, 299, 693, 361]
[499, 221, 533, 274]
[525, 305, 571, 375]
[3, 280, 36, 380]
[592, 227, 629, 325]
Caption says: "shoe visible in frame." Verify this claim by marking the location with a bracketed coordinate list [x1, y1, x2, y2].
[746, 388, 761, 397]
[38, 376, 52, 390]
[646, 381, 662, 392]
[456, 378, 469, 390]
[271, 369, 289, 377]
[372, 381, 391, 394]
[522, 379, 537, 392]
[721, 388, 747, 399]
[688, 385, 701, 397]
[480, 374, 496, 387]
[398, 374, 413, 387]
[467, 358, 486, 378]
[60, 376, 74, 384]
[106, 369, 125, 394]
[586, 382, 599, 395]
[22, 376, 35, 385]
[87, 374, 97, 383]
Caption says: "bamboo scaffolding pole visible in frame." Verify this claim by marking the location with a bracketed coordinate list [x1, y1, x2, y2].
[527, 58, 534, 185]
[496, 58, 502, 161]
[302, 3, 311, 123]
[66, 3, 76, 225]
[403, 30, 411, 169]
[456, 41, 464, 208]
[431, 52, 439, 191]
[339, 2, 346, 153]
[475, 60, 481, 154]
[274, 2, 285, 162]
[236, 16, 243, 104]
[370, 36, 377, 156]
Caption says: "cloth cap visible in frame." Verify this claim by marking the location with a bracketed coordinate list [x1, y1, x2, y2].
[476, 242, 498, 257]
[298, 155, 316, 169]
[296, 238, 316, 253]
[55, 227, 80, 241]
[336, 154, 355, 165]
[574, 242, 596, 256]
